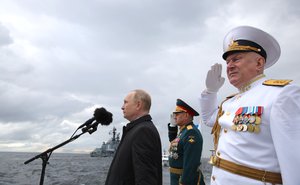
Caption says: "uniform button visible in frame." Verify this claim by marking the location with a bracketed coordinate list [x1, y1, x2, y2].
[217, 151, 221, 156]
[224, 128, 228, 133]
[226, 112, 230, 116]
[212, 175, 216, 181]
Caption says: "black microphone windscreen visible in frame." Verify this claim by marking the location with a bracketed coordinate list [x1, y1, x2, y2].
[93, 107, 113, 125]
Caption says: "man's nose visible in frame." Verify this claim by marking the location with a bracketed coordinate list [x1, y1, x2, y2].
[226, 60, 235, 69]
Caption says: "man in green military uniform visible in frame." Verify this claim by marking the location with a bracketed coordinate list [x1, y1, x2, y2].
[168, 99, 205, 185]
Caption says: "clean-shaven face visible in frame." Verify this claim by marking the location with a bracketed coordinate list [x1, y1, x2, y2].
[226, 52, 261, 88]
[173, 112, 188, 127]
[121, 92, 138, 121]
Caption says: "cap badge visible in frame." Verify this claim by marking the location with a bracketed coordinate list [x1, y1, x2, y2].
[227, 40, 261, 53]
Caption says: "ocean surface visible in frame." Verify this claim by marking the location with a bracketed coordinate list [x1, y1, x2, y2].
[0, 152, 212, 185]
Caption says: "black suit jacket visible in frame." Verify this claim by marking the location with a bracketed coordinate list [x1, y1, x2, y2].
[105, 115, 162, 185]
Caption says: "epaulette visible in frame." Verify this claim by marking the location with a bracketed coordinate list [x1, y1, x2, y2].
[263, 79, 292, 86]
[187, 125, 193, 130]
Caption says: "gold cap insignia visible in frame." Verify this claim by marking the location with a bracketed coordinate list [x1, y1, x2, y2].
[227, 40, 260, 52]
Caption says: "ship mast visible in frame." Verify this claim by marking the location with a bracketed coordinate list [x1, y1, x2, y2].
[112, 127, 116, 142]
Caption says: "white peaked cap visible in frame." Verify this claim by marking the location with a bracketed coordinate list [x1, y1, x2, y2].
[223, 26, 281, 69]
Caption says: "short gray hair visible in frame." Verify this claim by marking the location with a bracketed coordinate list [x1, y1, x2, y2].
[132, 89, 151, 111]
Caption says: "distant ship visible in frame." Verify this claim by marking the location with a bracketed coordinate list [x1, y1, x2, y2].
[90, 127, 120, 157]
[162, 150, 169, 167]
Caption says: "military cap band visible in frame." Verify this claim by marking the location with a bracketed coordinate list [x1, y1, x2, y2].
[222, 39, 267, 60]
[174, 105, 194, 116]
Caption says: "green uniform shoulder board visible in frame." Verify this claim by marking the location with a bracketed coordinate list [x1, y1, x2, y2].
[187, 125, 193, 130]
[263, 79, 292, 86]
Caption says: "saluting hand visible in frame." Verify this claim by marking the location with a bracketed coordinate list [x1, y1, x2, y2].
[205, 63, 225, 93]
[169, 114, 176, 126]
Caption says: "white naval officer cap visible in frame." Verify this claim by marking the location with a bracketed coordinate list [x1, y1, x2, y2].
[222, 25, 281, 69]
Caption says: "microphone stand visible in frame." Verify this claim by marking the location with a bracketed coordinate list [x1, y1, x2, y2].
[24, 122, 99, 185]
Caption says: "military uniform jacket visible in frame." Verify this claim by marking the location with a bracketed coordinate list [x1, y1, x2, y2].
[199, 77, 300, 185]
[105, 115, 162, 185]
[169, 122, 204, 185]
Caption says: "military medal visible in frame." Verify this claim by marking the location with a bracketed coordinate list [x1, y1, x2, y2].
[233, 115, 239, 124]
[243, 115, 249, 124]
[247, 124, 254, 132]
[242, 124, 248, 131]
[169, 135, 180, 160]
[254, 125, 261, 133]
[255, 106, 263, 125]
[255, 116, 261, 124]
[249, 115, 255, 123]
[172, 152, 179, 159]
[232, 106, 264, 133]
[238, 115, 243, 124]
[236, 124, 243, 131]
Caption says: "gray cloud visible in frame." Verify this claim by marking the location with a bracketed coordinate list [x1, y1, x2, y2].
[0, 23, 13, 46]
[0, 0, 299, 156]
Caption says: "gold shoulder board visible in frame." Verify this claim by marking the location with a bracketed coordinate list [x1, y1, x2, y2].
[187, 125, 193, 130]
[263, 79, 292, 86]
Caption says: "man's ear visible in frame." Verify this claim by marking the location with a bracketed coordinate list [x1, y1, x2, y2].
[136, 100, 142, 110]
[256, 56, 265, 72]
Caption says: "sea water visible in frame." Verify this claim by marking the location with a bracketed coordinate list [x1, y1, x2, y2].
[0, 152, 211, 185]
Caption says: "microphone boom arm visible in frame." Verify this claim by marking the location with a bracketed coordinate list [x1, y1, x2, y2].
[24, 124, 98, 185]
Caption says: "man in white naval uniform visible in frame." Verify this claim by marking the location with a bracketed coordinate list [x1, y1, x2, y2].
[199, 26, 300, 185]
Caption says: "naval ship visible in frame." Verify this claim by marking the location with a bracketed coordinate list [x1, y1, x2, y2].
[90, 127, 120, 157]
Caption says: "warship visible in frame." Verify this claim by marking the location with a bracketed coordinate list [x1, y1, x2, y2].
[90, 127, 120, 157]
[162, 151, 169, 167]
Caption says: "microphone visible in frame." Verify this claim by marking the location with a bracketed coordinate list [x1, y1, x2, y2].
[78, 107, 113, 129]
[93, 107, 113, 126]
[78, 117, 96, 129]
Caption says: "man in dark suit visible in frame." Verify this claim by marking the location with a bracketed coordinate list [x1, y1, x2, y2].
[105, 89, 162, 185]
[169, 99, 205, 185]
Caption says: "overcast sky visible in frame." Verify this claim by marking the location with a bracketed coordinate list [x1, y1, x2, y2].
[0, 0, 299, 157]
